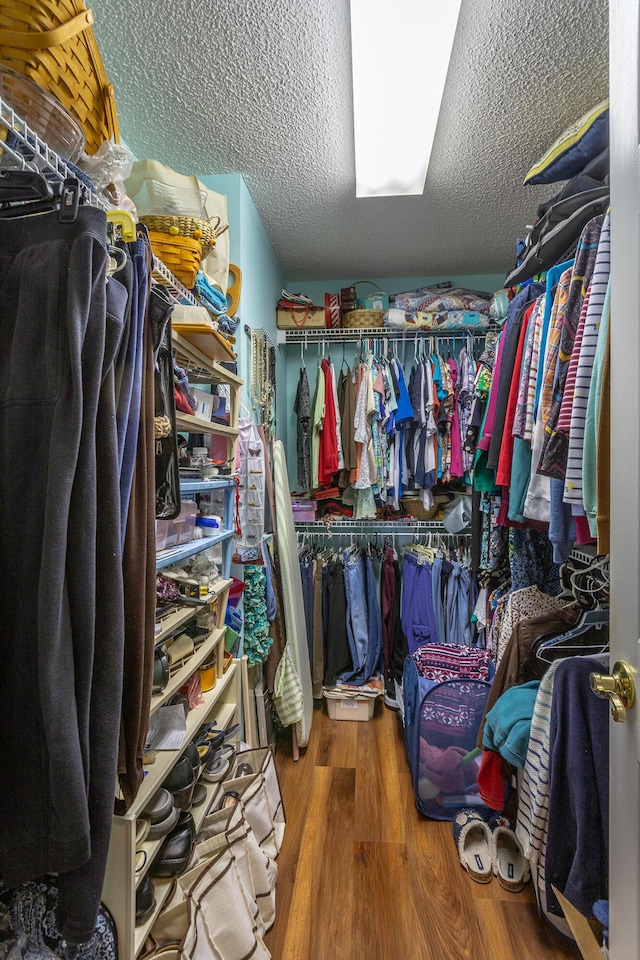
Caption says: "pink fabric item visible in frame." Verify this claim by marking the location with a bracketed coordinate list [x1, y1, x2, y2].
[448, 358, 464, 478]
[557, 281, 592, 433]
[419, 739, 479, 794]
[574, 514, 596, 544]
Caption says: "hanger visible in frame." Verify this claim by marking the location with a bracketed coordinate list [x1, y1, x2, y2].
[106, 209, 136, 242]
[0, 171, 81, 222]
[535, 607, 610, 664]
[107, 244, 127, 277]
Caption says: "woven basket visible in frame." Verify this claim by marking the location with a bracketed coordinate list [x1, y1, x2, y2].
[140, 214, 227, 259]
[0, 0, 118, 154]
[147, 230, 203, 289]
[342, 309, 384, 329]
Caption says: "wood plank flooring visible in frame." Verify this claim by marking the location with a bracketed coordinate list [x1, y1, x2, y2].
[264, 700, 582, 960]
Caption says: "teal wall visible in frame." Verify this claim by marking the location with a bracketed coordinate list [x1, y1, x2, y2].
[198, 173, 286, 446]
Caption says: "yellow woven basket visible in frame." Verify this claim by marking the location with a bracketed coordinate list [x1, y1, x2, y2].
[147, 230, 203, 289]
[0, 0, 119, 154]
[342, 309, 384, 329]
[140, 214, 225, 258]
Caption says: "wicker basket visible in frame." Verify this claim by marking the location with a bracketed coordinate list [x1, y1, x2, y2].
[140, 214, 227, 259]
[0, 0, 118, 154]
[342, 309, 384, 329]
[147, 230, 203, 289]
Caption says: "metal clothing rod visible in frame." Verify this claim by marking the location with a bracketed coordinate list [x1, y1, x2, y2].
[282, 326, 497, 346]
[294, 520, 471, 537]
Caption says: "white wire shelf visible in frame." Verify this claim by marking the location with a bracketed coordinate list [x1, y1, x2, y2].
[294, 519, 470, 538]
[0, 96, 198, 307]
[278, 324, 498, 346]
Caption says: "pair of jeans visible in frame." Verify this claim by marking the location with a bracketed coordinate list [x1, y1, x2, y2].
[401, 553, 438, 654]
[446, 562, 474, 647]
[362, 554, 383, 681]
[0, 206, 125, 943]
[431, 557, 446, 644]
[341, 550, 369, 682]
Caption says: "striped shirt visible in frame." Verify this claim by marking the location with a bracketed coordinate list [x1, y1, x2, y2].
[564, 212, 611, 505]
[516, 660, 569, 933]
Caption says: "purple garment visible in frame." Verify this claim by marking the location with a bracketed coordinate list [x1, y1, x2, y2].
[448, 358, 464, 478]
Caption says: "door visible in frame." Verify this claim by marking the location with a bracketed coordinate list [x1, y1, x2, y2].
[608, 2, 640, 957]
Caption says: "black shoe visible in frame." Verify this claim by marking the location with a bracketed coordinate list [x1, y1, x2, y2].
[135, 875, 156, 925]
[150, 814, 196, 879]
[163, 756, 195, 811]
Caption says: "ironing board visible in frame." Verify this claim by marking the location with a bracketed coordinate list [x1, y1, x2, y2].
[273, 440, 313, 748]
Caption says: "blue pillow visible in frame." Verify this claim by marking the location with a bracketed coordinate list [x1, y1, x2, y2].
[524, 101, 609, 185]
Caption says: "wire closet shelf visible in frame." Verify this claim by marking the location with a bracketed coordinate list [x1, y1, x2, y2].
[0, 96, 197, 306]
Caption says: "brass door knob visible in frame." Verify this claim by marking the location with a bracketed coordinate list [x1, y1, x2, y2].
[589, 661, 636, 722]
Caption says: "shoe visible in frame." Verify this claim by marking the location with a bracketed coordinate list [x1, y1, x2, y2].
[453, 808, 492, 884]
[201, 751, 231, 783]
[191, 781, 208, 807]
[135, 875, 156, 925]
[235, 762, 254, 777]
[150, 814, 197, 879]
[163, 756, 195, 811]
[488, 815, 530, 892]
[183, 741, 202, 779]
[143, 788, 181, 841]
[135, 817, 151, 846]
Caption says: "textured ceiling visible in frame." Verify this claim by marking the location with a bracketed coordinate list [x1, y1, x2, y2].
[90, 0, 608, 282]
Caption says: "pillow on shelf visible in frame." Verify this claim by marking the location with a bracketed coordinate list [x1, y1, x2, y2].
[523, 101, 609, 185]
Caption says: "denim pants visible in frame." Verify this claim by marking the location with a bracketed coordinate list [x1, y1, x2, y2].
[446, 562, 473, 647]
[0, 206, 125, 942]
[431, 556, 446, 644]
[401, 553, 438, 653]
[341, 550, 369, 681]
[363, 554, 383, 680]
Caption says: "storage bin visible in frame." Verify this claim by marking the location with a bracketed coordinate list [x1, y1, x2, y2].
[291, 499, 316, 522]
[166, 501, 199, 547]
[325, 694, 376, 722]
[155, 519, 170, 551]
[276, 303, 325, 330]
[191, 387, 214, 422]
[195, 515, 220, 537]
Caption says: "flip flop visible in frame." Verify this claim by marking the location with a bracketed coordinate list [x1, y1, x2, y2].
[489, 815, 530, 892]
[453, 808, 492, 883]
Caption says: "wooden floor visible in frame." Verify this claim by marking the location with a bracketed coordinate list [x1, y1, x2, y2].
[264, 700, 582, 960]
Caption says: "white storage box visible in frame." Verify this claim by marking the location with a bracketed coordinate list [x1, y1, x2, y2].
[325, 694, 376, 722]
[191, 387, 214, 422]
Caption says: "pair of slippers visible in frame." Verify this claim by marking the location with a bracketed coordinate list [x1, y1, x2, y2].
[453, 809, 530, 891]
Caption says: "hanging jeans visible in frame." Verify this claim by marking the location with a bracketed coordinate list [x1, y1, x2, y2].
[341, 550, 369, 682]
[362, 554, 383, 681]
[401, 553, 438, 654]
[0, 206, 125, 943]
[446, 562, 474, 646]
[431, 556, 446, 644]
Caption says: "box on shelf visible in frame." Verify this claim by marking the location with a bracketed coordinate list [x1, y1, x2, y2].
[291, 498, 316, 522]
[155, 519, 170, 551]
[276, 303, 325, 330]
[325, 694, 376, 722]
[165, 501, 199, 547]
[191, 387, 214, 422]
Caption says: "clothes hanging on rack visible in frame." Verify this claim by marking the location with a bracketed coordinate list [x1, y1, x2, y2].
[0, 202, 129, 944]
